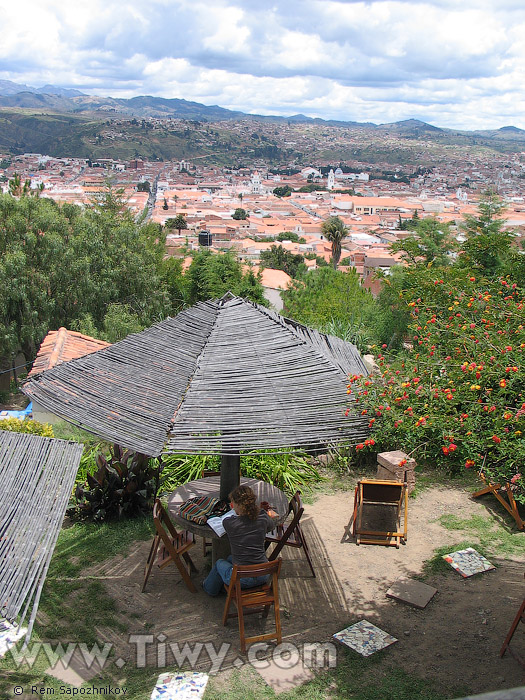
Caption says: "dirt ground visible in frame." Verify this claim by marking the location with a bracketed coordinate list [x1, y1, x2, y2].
[86, 481, 525, 698]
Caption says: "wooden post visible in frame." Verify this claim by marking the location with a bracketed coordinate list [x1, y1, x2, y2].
[220, 451, 240, 501]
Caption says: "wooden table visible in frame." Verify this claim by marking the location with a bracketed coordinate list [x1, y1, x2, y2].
[167, 476, 289, 564]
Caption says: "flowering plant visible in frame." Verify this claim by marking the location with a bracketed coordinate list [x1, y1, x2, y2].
[348, 269, 525, 504]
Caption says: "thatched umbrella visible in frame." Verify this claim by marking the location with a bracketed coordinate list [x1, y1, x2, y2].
[23, 295, 369, 498]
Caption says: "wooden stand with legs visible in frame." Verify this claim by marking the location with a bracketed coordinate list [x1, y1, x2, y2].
[500, 572, 525, 667]
[472, 472, 524, 531]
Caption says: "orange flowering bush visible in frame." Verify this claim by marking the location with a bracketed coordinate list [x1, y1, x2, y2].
[348, 269, 525, 503]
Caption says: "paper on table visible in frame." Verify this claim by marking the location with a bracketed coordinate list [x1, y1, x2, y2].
[207, 509, 237, 536]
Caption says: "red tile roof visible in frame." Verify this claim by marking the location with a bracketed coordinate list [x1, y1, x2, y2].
[28, 328, 110, 377]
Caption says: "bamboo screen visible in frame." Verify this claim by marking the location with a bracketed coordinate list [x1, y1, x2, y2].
[0, 430, 84, 644]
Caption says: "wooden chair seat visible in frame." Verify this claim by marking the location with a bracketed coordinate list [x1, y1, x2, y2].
[265, 491, 315, 576]
[352, 478, 408, 548]
[222, 559, 282, 653]
[143, 499, 197, 593]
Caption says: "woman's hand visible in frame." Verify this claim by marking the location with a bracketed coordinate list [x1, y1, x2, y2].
[261, 501, 278, 518]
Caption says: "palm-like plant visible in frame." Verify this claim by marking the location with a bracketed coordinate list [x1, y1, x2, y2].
[321, 216, 348, 269]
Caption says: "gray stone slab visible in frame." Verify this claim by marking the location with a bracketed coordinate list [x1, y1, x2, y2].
[386, 577, 437, 609]
[256, 656, 314, 694]
[45, 647, 104, 687]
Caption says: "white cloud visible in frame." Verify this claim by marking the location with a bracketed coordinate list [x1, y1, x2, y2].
[1, 0, 525, 129]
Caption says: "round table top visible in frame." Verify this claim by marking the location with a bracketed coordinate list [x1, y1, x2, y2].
[167, 476, 289, 539]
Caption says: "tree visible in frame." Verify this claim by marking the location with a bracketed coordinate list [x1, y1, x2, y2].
[321, 216, 348, 269]
[166, 214, 188, 234]
[273, 185, 292, 198]
[137, 181, 150, 192]
[232, 208, 248, 220]
[275, 232, 304, 243]
[282, 267, 378, 350]
[260, 245, 305, 278]
[0, 189, 171, 371]
[185, 250, 267, 306]
[390, 218, 456, 266]
[8, 173, 30, 197]
[459, 189, 515, 274]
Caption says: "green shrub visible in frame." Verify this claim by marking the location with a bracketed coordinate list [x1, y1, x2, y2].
[159, 451, 324, 495]
[73, 444, 162, 521]
[350, 270, 525, 503]
[0, 417, 53, 437]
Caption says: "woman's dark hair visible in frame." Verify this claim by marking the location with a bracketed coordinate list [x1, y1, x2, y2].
[229, 485, 259, 520]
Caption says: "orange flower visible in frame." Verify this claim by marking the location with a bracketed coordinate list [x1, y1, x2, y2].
[499, 379, 507, 388]
[492, 435, 501, 444]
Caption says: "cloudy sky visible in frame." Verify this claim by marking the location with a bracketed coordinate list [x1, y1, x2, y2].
[1, 0, 525, 130]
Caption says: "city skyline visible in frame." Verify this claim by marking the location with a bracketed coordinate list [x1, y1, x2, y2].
[1, 0, 525, 131]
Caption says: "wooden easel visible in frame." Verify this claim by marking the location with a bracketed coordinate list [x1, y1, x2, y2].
[471, 472, 524, 531]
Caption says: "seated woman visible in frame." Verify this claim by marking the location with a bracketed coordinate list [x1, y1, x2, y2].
[202, 484, 278, 596]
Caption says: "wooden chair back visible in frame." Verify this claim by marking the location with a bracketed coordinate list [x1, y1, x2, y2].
[142, 499, 197, 593]
[265, 491, 316, 577]
[222, 558, 282, 653]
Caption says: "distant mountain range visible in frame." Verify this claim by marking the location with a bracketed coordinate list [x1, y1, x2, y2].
[0, 79, 85, 98]
[1, 80, 525, 164]
[1, 80, 525, 139]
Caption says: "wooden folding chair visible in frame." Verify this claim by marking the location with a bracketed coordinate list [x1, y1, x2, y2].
[352, 478, 408, 548]
[143, 499, 197, 593]
[222, 558, 282, 653]
[265, 491, 316, 577]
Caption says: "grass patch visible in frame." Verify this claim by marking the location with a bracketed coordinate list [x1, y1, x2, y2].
[51, 420, 105, 446]
[409, 466, 479, 500]
[202, 651, 458, 699]
[39, 517, 153, 643]
[438, 513, 525, 559]
[48, 515, 153, 578]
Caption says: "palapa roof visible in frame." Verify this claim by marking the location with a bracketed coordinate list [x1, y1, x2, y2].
[0, 431, 84, 643]
[23, 296, 369, 456]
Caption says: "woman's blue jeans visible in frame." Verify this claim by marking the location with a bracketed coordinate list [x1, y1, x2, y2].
[202, 555, 270, 596]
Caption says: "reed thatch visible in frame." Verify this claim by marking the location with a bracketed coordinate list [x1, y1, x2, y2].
[23, 296, 369, 456]
[0, 430, 84, 643]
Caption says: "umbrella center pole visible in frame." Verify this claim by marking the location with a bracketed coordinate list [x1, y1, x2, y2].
[220, 451, 241, 501]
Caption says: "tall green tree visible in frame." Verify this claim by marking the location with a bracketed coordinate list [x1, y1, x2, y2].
[260, 245, 305, 278]
[390, 218, 456, 266]
[0, 190, 170, 370]
[185, 250, 266, 306]
[321, 216, 348, 269]
[282, 267, 378, 351]
[165, 214, 188, 234]
[232, 208, 248, 220]
[459, 189, 515, 274]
